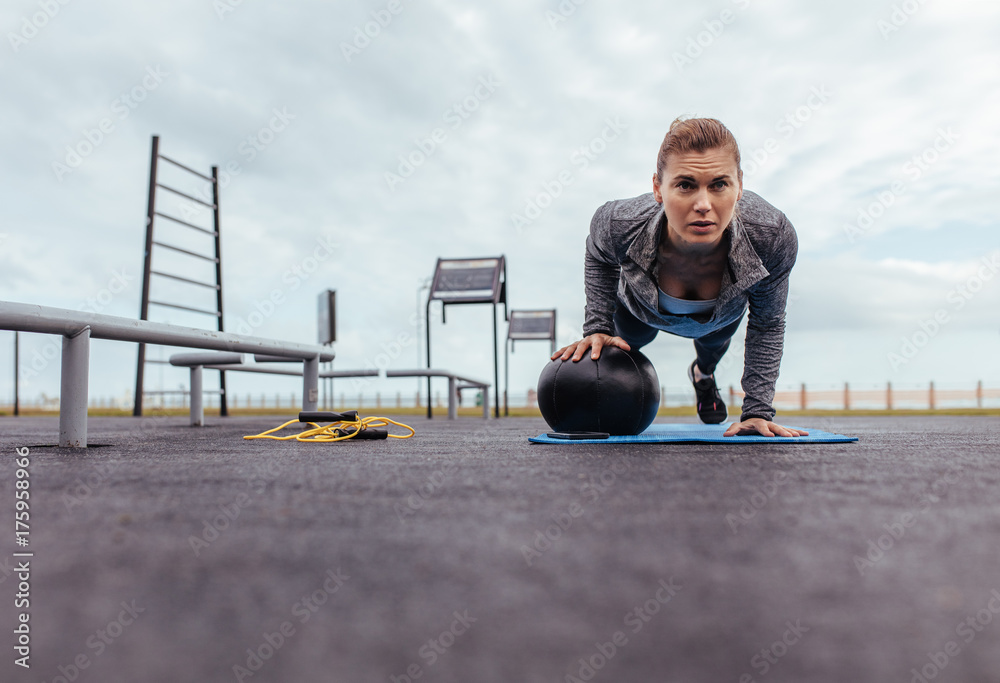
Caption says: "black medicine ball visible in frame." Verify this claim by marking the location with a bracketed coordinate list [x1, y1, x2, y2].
[537, 346, 659, 436]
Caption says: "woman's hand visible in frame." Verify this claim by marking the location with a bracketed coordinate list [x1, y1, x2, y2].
[723, 418, 809, 437]
[551, 334, 631, 362]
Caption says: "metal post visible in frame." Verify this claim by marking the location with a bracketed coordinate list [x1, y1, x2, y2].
[844, 382, 850, 411]
[13, 331, 18, 417]
[448, 376, 457, 420]
[504, 337, 509, 417]
[977, 380, 983, 409]
[134, 135, 159, 416]
[212, 164, 228, 417]
[493, 302, 499, 418]
[60, 326, 90, 447]
[886, 381, 893, 410]
[929, 381, 935, 410]
[551, 309, 557, 356]
[190, 365, 203, 426]
[303, 355, 319, 411]
[800, 383, 807, 411]
[425, 297, 432, 419]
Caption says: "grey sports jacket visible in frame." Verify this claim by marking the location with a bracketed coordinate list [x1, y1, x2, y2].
[583, 189, 798, 422]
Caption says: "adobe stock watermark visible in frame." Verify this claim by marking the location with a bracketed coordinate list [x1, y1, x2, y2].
[563, 577, 682, 682]
[17, 269, 135, 385]
[8, 0, 74, 52]
[394, 430, 488, 521]
[340, 0, 408, 62]
[63, 415, 170, 509]
[742, 85, 832, 177]
[390, 609, 476, 682]
[347, 312, 422, 393]
[521, 459, 630, 567]
[510, 117, 628, 234]
[853, 464, 963, 575]
[394, 460, 459, 522]
[907, 588, 1000, 683]
[41, 600, 146, 683]
[672, 0, 751, 72]
[231, 568, 349, 682]
[724, 470, 790, 534]
[877, 0, 928, 39]
[188, 457, 285, 556]
[213, 0, 245, 20]
[738, 619, 810, 681]
[227, 232, 338, 339]
[174, 107, 297, 225]
[843, 126, 959, 244]
[384, 74, 500, 192]
[886, 251, 999, 371]
[545, 0, 587, 30]
[52, 66, 169, 181]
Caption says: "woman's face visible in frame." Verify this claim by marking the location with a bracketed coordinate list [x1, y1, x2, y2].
[652, 147, 743, 252]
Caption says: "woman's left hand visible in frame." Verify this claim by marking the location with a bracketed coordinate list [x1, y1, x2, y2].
[723, 418, 809, 437]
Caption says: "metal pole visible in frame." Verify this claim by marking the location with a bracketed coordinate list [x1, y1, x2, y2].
[13, 331, 18, 417]
[493, 302, 499, 418]
[425, 297, 432, 419]
[212, 164, 228, 418]
[504, 337, 509, 417]
[134, 135, 159, 417]
[60, 326, 90, 448]
[448, 376, 457, 420]
[303, 355, 319, 411]
[551, 309, 557, 356]
[190, 365, 203, 426]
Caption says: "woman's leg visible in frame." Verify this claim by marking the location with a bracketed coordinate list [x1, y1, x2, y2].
[692, 312, 745, 375]
[613, 303, 659, 350]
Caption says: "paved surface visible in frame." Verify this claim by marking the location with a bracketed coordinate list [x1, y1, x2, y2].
[2, 414, 999, 683]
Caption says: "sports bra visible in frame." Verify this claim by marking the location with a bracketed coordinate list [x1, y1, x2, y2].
[657, 287, 716, 315]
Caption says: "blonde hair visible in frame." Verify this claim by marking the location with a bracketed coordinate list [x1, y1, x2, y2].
[655, 116, 742, 183]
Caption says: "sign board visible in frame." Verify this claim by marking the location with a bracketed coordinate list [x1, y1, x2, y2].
[317, 289, 336, 344]
[508, 310, 556, 340]
[429, 258, 504, 304]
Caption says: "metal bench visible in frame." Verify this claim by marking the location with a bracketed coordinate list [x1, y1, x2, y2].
[0, 300, 333, 447]
[168, 355, 492, 423]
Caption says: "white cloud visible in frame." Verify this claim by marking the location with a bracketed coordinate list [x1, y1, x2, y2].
[1, 0, 998, 404]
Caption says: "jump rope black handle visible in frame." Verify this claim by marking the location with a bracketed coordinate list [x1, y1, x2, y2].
[298, 410, 359, 423]
[296, 411, 388, 440]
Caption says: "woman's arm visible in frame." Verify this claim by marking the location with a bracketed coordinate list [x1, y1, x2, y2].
[582, 201, 621, 337]
[738, 214, 799, 422]
[551, 201, 633, 362]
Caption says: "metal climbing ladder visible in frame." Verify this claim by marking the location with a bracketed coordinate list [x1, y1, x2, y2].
[133, 135, 228, 416]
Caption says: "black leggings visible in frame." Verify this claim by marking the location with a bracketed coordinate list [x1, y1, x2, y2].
[612, 302, 745, 376]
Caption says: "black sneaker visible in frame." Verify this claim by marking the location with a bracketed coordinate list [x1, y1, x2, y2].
[688, 360, 727, 424]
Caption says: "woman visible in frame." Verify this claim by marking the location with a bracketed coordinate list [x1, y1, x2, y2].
[552, 117, 807, 438]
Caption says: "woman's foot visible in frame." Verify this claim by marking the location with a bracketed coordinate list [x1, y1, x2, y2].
[688, 360, 727, 424]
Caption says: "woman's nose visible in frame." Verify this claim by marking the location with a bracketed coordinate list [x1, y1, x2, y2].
[693, 189, 711, 211]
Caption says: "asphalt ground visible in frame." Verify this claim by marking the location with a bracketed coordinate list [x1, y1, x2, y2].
[2, 413, 999, 683]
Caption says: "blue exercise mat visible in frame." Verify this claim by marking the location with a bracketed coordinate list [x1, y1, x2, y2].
[528, 423, 858, 444]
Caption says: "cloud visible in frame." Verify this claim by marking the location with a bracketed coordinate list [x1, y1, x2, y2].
[1, 0, 998, 402]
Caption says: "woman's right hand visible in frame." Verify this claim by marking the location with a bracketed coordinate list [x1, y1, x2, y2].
[551, 333, 632, 362]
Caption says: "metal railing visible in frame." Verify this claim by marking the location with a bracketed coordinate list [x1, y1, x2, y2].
[0, 300, 333, 447]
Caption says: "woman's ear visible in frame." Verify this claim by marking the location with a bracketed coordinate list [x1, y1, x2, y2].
[652, 173, 662, 203]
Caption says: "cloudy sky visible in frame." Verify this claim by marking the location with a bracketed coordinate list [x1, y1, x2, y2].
[1, 0, 998, 410]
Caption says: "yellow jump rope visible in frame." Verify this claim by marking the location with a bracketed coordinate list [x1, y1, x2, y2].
[244, 410, 415, 443]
